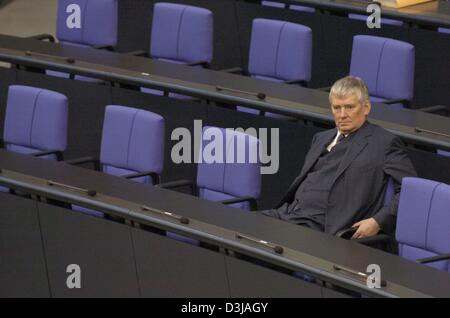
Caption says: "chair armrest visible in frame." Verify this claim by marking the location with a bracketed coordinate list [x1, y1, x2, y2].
[187, 60, 210, 68]
[354, 234, 392, 245]
[63, 156, 100, 170]
[31, 150, 63, 161]
[218, 196, 258, 211]
[124, 50, 149, 57]
[419, 105, 449, 115]
[157, 179, 196, 194]
[26, 34, 55, 42]
[220, 67, 245, 74]
[336, 227, 391, 245]
[382, 98, 411, 108]
[416, 253, 450, 265]
[123, 171, 161, 185]
[92, 45, 115, 51]
[284, 79, 308, 87]
[335, 227, 356, 239]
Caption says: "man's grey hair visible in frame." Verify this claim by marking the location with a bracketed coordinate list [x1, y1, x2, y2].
[329, 76, 370, 105]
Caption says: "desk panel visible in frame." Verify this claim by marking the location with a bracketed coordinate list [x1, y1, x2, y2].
[0, 193, 50, 297]
[132, 228, 230, 297]
[226, 256, 323, 297]
[38, 203, 140, 297]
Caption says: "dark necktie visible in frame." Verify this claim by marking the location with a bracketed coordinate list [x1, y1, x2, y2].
[336, 134, 345, 144]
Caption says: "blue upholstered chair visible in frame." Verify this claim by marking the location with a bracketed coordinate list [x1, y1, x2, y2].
[1, 85, 68, 192]
[2, 85, 68, 160]
[46, 0, 118, 81]
[396, 177, 450, 273]
[237, 18, 312, 118]
[350, 35, 415, 109]
[141, 2, 213, 98]
[70, 105, 165, 216]
[161, 126, 261, 244]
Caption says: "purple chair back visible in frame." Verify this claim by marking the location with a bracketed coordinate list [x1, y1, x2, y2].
[56, 0, 118, 47]
[438, 27, 450, 34]
[396, 177, 450, 273]
[249, 18, 312, 82]
[100, 105, 165, 185]
[150, 2, 213, 64]
[196, 127, 261, 210]
[3, 85, 68, 159]
[350, 35, 414, 106]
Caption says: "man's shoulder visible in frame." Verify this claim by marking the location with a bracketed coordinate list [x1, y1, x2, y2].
[366, 122, 399, 144]
[314, 128, 336, 140]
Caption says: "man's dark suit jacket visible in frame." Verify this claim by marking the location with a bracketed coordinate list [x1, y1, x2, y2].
[271, 121, 417, 235]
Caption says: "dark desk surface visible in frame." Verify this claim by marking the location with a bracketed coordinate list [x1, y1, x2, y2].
[1, 34, 450, 151]
[1, 150, 449, 297]
[287, 0, 450, 28]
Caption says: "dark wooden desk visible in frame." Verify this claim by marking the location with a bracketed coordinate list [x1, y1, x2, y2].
[0, 34, 449, 152]
[0, 150, 450, 297]
[255, 0, 450, 28]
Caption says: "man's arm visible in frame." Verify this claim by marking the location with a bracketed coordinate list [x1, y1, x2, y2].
[372, 136, 417, 234]
[351, 137, 417, 238]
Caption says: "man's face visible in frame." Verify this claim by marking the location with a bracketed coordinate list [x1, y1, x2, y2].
[331, 94, 371, 135]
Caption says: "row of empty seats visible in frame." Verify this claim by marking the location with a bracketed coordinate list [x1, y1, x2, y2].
[0, 84, 448, 273]
[0, 85, 261, 213]
[38, 1, 417, 110]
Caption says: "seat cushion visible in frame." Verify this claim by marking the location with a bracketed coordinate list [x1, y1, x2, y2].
[370, 95, 405, 109]
[102, 165, 154, 184]
[199, 188, 251, 210]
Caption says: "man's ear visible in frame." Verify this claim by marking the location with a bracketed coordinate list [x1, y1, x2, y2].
[364, 101, 371, 115]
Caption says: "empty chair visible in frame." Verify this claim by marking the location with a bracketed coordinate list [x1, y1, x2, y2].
[46, 0, 118, 81]
[348, 13, 404, 26]
[2, 85, 68, 160]
[438, 27, 450, 34]
[350, 35, 415, 109]
[237, 18, 312, 118]
[261, 0, 315, 12]
[0, 85, 68, 192]
[70, 105, 164, 216]
[141, 2, 213, 97]
[396, 177, 450, 273]
[162, 126, 261, 244]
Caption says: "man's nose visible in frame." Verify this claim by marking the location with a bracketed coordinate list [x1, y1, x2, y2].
[339, 109, 348, 118]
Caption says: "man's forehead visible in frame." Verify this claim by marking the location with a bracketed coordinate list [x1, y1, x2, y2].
[331, 94, 360, 105]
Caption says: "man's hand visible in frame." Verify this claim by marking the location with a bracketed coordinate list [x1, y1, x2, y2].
[351, 218, 380, 239]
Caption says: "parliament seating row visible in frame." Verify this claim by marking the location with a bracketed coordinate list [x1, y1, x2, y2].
[0, 84, 449, 274]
